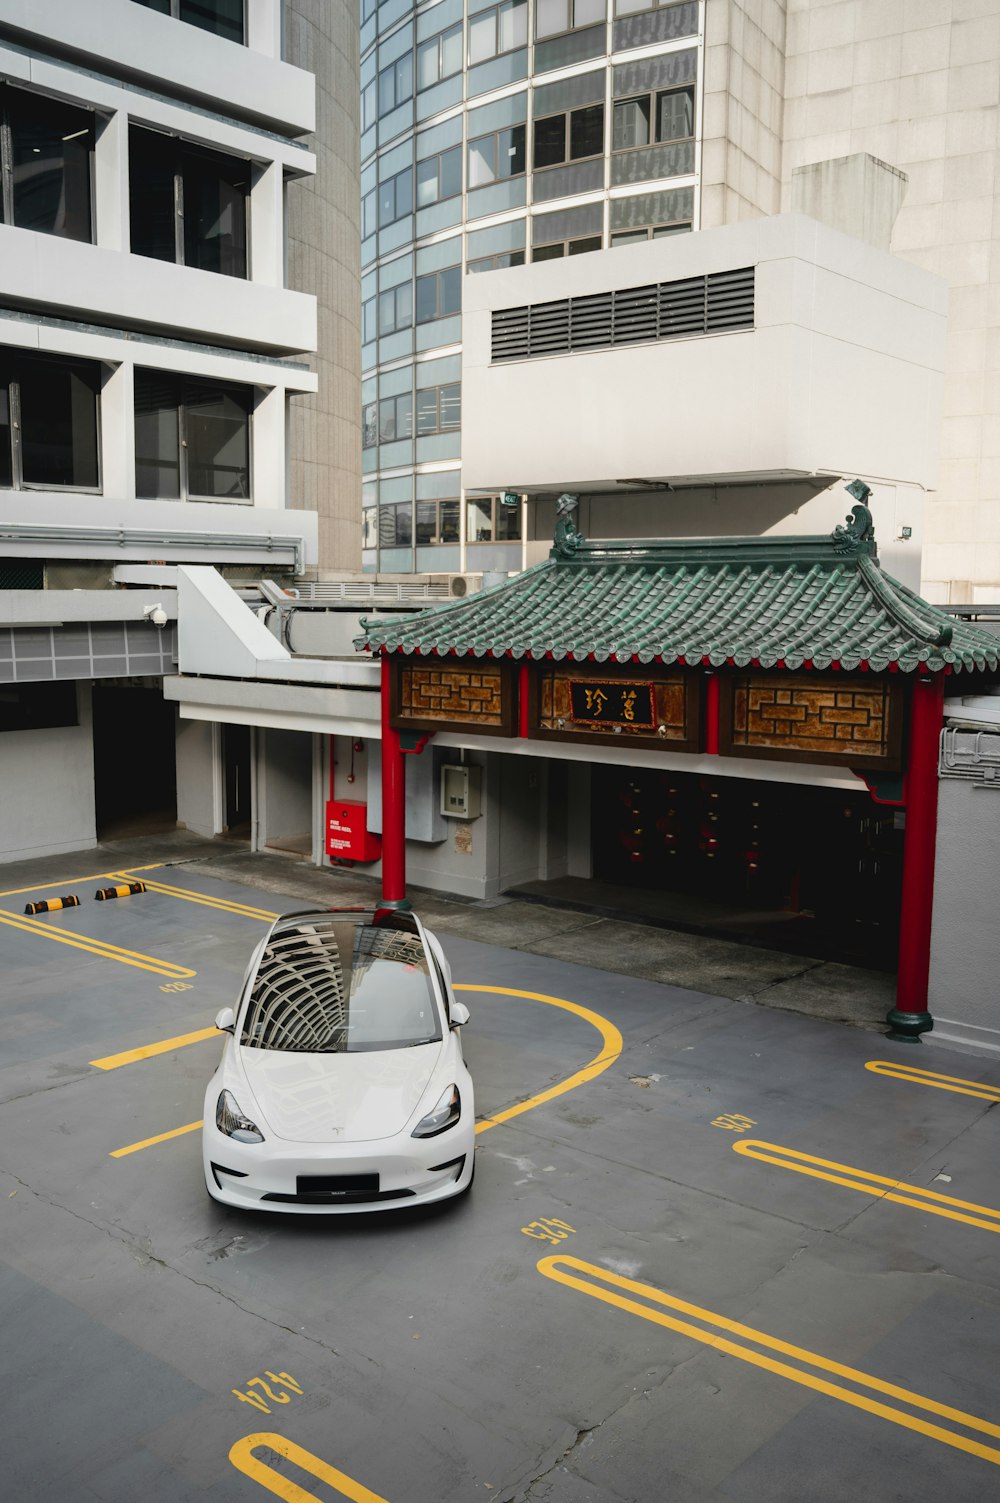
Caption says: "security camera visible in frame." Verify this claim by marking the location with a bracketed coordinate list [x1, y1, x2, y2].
[143, 603, 168, 629]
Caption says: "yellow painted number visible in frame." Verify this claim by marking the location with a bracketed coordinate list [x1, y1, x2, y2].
[233, 1373, 304, 1414]
[712, 1113, 757, 1132]
[522, 1217, 576, 1245]
[229, 1433, 390, 1502]
[159, 981, 193, 993]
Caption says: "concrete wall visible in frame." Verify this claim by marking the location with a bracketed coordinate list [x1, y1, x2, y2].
[701, 0, 788, 228]
[461, 215, 946, 505]
[0, 683, 96, 862]
[258, 728, 313, 853]
[929, 727, 1000, 1054]
[176, 718, 218, 838]
[285, 0, 362, 574]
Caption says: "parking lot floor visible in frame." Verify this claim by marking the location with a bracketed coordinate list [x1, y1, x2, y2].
[2, 839, 1000, 1501]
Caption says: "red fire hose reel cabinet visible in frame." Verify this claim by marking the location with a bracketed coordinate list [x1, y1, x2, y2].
[325, 801, 382, 862]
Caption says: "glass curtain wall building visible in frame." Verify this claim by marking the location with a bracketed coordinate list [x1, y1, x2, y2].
[361, 0, 702, 574]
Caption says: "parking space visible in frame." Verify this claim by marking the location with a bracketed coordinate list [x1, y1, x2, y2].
[3, 853, 1000, 1501]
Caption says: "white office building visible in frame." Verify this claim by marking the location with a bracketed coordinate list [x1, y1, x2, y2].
[0, 0, 360, 861]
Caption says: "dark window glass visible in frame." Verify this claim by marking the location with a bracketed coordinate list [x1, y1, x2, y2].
[533, 243, 565, 261]
[416, 498, 460, 544]
[378, 502, 412, 546]
[0, 386, 11, 488]
[129, 128, 249, 278]
[185, 380, 251, 499]
[416, 265, 461, 322]
[178, 0, 244, 43]
[5, 88, 93, 242]
[571, 104, 604, 158]
[135, 371, 182, 498]
[15, 355, 100, 488]
[569, 235, 601, 254]
[533, 115, 566, 169]
[134, 370, 251, 500]
[496, 497, 522, 540]
[133, 0, 172, 11]
[0, 682, 78, 734]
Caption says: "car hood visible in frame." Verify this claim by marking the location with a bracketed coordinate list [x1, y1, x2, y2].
[237, 1044, 442, 1143]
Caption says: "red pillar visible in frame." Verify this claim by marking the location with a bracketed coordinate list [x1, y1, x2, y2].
[518, 661, 530, 738]
[887, 673, 945, 1040]
[380, 653, 409, 909]
[705, 671, 720, 754]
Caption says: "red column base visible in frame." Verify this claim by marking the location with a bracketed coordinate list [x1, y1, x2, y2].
[884, 1007, 933, 1042]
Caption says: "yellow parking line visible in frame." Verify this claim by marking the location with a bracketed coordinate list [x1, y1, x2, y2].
[91, 1027, 219, 1071]
[733, 1138, 1000, 1235]
[866, 1059, 1000, 1103]
[230, 1434, 390, 1502]
[110, 874, 278, 921]
[540, 1254, 1000, 1467]
[110, 1120, 203, 1158]
[0, 862, 163, 899]
[454, 984, 622, 1136]
[0, 909, 195, 978]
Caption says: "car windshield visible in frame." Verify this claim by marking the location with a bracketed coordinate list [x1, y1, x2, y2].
[240, 911, 442, 1053]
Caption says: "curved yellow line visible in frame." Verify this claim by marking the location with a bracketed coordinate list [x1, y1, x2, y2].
[865, 1059, 1000, 1103]
[229, 1434, 389, 1502]
[453, 984, 622, 1135]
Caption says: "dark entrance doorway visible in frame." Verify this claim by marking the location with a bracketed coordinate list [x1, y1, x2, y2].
[590, 767, 902, 970]
[223, 723, 252, 836]
[92, 682, 177, 839]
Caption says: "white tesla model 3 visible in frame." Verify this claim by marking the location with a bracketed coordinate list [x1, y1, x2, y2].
[202, 906, 474, 1213]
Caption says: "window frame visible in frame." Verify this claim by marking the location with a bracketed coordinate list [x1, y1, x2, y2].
[0, 84, 96, 245]
[416, 144, 463, 208]
[131, 0, 247, 45]
[468, 0, 528, 66]
[129, 125, 251, 280]
[467, 122, 527, 189]
[377, 282, 414, 337]
[0, 351, 103, 494]
[467, 249, 526, 274]
[378, 52, 414, 117]
[465, 493, 522, 543]
[532, 234, 602, 261]
[417, 22, 464, 91]
[415, 265, 461, 324]
[378, 165, 414, 229]
[610, 220, 691, 246]
[415, 495, 461, 546]
[134, 370, 254, 504]
[534, 0, 606, 41]
[415, 381, 461, 437]
[377, 391, 413, 444]
[612, 84, 695, 154]
[532, 102, 604, 170]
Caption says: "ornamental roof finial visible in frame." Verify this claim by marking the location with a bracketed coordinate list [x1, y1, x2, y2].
[552, 493, 584, 557]
[832, 479, 876, 556]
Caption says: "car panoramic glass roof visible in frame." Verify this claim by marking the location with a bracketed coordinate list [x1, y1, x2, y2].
[240, 912, 443, 1053]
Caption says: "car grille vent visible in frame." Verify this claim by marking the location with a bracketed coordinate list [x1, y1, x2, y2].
[490, 265, 754, 363]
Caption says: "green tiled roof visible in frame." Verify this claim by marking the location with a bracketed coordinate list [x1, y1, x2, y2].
[357, 509, 1000, 675]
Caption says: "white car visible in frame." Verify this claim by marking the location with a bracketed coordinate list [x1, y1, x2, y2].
[202, 906, 474, 1213]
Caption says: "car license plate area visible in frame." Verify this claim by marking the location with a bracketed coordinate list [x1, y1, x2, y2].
[296, 1174, 380, 1196]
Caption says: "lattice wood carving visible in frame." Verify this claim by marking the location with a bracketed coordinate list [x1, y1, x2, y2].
[724, 673, 901, 768]
[393, 663, 510, 732]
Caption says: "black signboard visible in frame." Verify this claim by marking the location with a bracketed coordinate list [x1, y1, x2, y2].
[569, 679, 655, 728]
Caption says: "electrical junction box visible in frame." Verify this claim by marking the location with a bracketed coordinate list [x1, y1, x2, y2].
[325, 800, 382, 862]
[440, 764, 481, 819]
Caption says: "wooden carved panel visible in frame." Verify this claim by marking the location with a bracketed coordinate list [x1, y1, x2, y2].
[391, 661, 514, 736]
[533, 665, 698, 750]
[722, 673, 901, 769]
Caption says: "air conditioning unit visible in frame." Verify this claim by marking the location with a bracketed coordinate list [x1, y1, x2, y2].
[448, 573, 481, 599]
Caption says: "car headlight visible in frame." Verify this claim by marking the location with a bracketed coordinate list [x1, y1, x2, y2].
[216, 1090, 265, 1144]
[411, 1084, 461, 1138]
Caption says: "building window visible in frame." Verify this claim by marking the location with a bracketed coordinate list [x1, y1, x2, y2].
[468, 0, 528, 64]
[613, 85, 694, 152]
[417, 24, 463, 90]
[362, 401, 377, 448]
[129, 127, 249, 279]
[378, 392, 413, 443]
[134, 370, 252, 501]
[379, 502, 412, 546]
[535, 0, 605, 37]
[467, 494, 522, 542]
[131, 0, 245, 44]
[468, 250, 526, 274]
[416, 146, 462, 207]
[378, 283, 414, 336]
[610, 221, 690, 245]
[533, 104, 603, 168]
[362, 190, 377, 239]
[362, 80, 377, 132]
[362, 504, 378, 548]
[533, 235, 602, 260]
[468, 124, 526, 188]
[379, 167, 413, 228]
[416, 496, 460, 545]
[379, 54, 414, 116]
[416, 266, 461, 323]
[416, 382, 461, 436]
[0, 85, 94, 243]
[0, 351, 100, 491]
[0, 682, 78, 734]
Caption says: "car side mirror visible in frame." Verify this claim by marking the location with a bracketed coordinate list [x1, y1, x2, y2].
[215, 1007, 236, 1034]
[451, 1001, 470, 1028]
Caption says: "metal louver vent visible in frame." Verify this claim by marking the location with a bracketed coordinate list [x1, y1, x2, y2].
[491, 266, 755, 363]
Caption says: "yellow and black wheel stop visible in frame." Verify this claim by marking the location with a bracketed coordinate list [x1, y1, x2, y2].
[95, 882, 148, 902]
[24, 895, 81, 914]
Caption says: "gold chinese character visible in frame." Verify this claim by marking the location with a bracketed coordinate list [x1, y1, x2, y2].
[622, 689, 637, 722]
[584, 688, 608, 716]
